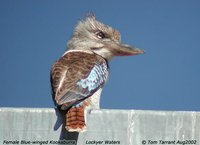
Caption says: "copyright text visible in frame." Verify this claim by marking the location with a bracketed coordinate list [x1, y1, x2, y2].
[141, 140, 197, 145]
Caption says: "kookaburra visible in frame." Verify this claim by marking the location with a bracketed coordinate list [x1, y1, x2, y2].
[51, 14, 144, 132]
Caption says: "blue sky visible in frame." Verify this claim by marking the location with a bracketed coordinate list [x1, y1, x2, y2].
[0, 0, 199, 111]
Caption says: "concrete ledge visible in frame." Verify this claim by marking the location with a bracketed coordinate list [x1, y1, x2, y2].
[0, 108, 199, 145]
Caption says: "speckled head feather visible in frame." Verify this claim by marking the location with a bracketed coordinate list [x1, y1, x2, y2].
[67, 14, 144, 60]
[73, 14, 121, 42]
[67, 15, 123, 59]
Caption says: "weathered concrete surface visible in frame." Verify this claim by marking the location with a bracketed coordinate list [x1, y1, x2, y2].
[0, 108, 199, 145]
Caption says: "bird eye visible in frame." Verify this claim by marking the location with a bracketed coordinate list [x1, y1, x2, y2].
[96, 31, 105, 39]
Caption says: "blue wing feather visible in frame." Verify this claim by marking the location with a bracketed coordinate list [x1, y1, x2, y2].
[76, 62, 108, 92]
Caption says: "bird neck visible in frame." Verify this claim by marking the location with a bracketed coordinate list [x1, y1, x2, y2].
[62, 49, 93, 57]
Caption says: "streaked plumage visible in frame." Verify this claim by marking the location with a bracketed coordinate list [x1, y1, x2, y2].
[51, 14, 144, 132]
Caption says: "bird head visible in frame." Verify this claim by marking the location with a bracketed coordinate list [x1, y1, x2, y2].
[67, 14, 144, 60]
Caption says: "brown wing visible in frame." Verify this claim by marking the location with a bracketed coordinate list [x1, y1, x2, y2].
[51, 51, 109, 109]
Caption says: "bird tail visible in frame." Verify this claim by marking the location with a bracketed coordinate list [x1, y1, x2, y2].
[65, 102, 88, 132]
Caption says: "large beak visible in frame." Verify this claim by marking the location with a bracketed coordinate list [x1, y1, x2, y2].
[105, 42, 145, 56]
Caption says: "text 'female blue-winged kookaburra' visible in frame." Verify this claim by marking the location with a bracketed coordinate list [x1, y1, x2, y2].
[51, 14, 144, 132]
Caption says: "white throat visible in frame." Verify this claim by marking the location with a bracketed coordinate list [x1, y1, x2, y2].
[93, 48, 114, 60]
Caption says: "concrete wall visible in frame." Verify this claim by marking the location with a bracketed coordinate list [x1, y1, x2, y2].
[0, 108, 199, 145]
